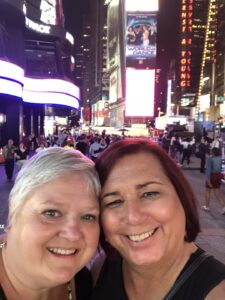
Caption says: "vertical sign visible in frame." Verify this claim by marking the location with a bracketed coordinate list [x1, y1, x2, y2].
[179, 0, 193, 88]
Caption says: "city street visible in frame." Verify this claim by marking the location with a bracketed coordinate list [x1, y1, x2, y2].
[0, 157, 225, 264]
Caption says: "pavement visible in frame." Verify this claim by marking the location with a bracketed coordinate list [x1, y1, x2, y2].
[0, 156, 225, 264]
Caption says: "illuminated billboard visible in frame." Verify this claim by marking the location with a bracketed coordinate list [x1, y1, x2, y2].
[23, 78, 80, 109]
[126, 68, 155, 117]
[125, 0, 158, 12]
[126, 13, 157, 68]
[24, 0, 64, 26]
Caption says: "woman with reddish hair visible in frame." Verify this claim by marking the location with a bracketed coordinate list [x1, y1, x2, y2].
[92, 139, 225, 300]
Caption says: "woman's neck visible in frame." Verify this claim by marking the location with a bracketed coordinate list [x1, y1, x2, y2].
[123, 243, 197, 300]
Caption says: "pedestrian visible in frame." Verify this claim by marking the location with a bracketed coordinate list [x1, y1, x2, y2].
[75, 134, 88, 156]
[202, 147, 225, 214]
[161, 132, 170, 153]
[14, 141, 29, 171]
[2, 139, 16, 181]
[211, 136, 222, 153]
[0, 147, 100, 300]
[89, 136, 101, 161]
[92, 139, 225, 299]
[197, 137, 208, 173]
[180, 137, 195, 166]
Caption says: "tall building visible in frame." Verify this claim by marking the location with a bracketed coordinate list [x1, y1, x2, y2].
[74, 17, 92, 124]
[177, 0, 209, 115]
[88, 0, 109, 127]
[0, 0, 80, 146]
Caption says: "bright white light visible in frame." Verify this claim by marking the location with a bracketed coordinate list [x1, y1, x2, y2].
[125, 0, 158, 12]
[23, 77, 80, 99]
[23, 90, 79, 109]
[0, 60, 24, 84]
[126, 68, 155, 117]
[199, 94, 210, 112]
[0, 77, 23, 98]
[66, 32, 74, 45]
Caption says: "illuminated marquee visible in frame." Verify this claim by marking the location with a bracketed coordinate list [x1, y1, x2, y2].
[180, 0, 193, 88]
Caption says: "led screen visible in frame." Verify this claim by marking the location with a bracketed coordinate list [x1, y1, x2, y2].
[23, 90, 79, 109]
[126, 13, 157, 68]
[126, 69, 155, 117]
[0, 78, 23, 98]
[23, 77, 80, 109]
[125, 0, 158, 12]
[0, 60, 24, 84]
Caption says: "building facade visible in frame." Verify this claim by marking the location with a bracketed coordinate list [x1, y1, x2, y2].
[0, 0, 79, 146]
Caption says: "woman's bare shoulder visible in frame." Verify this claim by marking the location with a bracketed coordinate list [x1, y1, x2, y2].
[205, 280, 225, 300]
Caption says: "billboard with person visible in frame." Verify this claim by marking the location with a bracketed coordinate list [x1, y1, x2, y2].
[126, 12, 157, 68]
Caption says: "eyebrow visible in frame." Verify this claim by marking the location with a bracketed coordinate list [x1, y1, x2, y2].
[102, 181, 162, 200]
[135, 181, 162, 189]
[102, 191, 118, 200]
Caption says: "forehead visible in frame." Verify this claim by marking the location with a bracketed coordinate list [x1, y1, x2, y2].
[104, 152, 168, 187]
[24, 174, 98, 209]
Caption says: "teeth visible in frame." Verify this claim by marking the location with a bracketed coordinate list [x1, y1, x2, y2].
[48, 247, 77, 255]
[128, 229, 155, 242]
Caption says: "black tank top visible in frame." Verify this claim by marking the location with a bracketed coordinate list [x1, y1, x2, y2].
[93, 248, 225, 300]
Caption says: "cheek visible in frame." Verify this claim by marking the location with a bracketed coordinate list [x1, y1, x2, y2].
[151, 196, 185, 223]
[101, 211, 118, 237]
[84, 225, 100, 247]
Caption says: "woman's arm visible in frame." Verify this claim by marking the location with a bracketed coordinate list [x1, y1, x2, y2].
[205, 280, 225, 299]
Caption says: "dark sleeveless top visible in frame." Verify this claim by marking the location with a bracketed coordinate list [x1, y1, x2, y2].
[0, 267, 92, 300]
[92, 248, 225, 300]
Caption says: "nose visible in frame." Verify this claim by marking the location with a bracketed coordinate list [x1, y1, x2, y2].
[125, 201, 144, 225]
[58, 219, 83, 242]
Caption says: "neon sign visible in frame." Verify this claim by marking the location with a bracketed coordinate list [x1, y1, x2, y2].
[180, 0, 193, 88]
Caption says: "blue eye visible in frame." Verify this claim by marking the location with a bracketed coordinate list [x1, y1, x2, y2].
[82, 214, 98, 222]
[43, 210, 60, 218]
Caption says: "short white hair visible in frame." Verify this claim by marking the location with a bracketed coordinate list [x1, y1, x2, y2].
[8, 147, 100, 226]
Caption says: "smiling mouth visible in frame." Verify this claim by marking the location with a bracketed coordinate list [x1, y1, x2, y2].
[47, 247, 79, 255]
[127, 228, 158, 242]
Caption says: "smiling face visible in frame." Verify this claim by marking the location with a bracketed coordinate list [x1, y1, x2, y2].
[4, 173, 100, 288]
[101, 152, 186, 268]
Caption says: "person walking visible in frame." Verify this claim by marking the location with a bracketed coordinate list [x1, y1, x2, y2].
[2, 139, 16, 181]
[89, 137, 101, 161]
[202, 147, 225, 214]
[197, 137, 208, 173]
[180, 137, 195, 166]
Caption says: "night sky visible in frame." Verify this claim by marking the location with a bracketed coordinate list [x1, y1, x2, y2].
[62, 0, 90, 40]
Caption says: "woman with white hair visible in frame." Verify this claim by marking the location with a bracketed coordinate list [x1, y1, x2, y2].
[0, 147, 100, 300]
